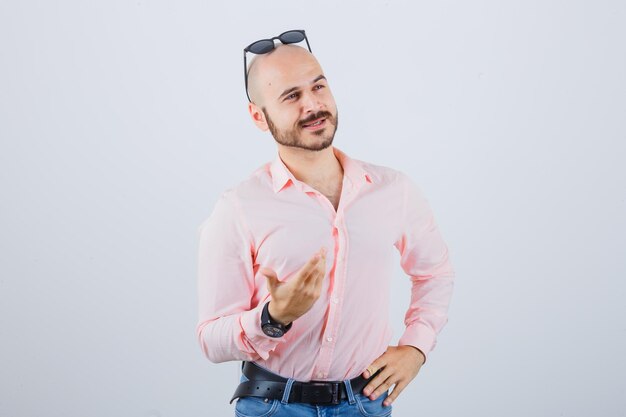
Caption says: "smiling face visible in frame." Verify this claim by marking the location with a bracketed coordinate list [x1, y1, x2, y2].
[247, 44, 339, 151]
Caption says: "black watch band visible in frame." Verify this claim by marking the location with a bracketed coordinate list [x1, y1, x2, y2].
[261, 302, 292, 338]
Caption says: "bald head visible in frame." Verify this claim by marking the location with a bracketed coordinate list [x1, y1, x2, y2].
[247, 44, 324, 105]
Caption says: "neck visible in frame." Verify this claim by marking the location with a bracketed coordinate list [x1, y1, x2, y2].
[277, 145, 343, 187]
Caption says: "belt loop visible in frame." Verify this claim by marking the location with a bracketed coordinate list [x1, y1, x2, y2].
[343, 379, 356, 405]
[281, 378, 295, 404]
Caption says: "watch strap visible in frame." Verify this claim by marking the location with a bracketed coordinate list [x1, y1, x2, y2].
[261, 302, 292, 336]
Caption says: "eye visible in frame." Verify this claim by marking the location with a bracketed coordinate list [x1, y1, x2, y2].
[286, 92, 300, 100]
[314, 84, 325, 90]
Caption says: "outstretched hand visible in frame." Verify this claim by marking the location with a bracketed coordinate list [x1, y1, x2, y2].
[260, 247, 327, 325]
[361, 345, 426, 406]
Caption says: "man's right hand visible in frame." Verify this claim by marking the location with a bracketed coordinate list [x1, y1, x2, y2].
[259, 247, 327, 325]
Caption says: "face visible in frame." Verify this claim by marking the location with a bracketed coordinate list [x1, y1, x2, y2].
[248, 46, 339, 151]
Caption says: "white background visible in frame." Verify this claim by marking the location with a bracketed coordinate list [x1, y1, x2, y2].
[1, 1, 625, 416]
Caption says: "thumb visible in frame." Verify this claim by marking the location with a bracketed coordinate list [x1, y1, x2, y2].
[260, 267, 279, 290]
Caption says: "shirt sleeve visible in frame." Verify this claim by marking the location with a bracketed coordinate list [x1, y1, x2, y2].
[394, 173, 455, 362]
[196, 190, 286, 363]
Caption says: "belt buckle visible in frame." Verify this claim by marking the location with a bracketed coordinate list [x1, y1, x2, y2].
[307, 381, 341, 405]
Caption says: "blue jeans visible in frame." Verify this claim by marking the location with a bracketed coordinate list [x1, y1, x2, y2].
[234, 374, 392, 417]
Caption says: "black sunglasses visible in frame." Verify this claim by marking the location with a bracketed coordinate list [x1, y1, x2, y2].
[243, 29, 312, 102]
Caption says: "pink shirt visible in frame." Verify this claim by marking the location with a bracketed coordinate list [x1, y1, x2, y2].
[196, 146, 455, 381]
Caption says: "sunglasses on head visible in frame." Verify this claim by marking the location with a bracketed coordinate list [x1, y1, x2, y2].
[243, 29, 313, 102]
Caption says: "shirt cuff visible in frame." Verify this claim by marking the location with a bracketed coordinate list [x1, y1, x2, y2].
[398, 320, 437, 363]
[238, 302, 286, 360]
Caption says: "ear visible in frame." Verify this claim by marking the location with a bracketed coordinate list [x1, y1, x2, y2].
[248, 102, 269, 132]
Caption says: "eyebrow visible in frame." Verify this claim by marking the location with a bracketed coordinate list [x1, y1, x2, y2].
[278, 75, 327, 100]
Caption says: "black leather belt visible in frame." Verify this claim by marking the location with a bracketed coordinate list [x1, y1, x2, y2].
[230, 361, 378, 405]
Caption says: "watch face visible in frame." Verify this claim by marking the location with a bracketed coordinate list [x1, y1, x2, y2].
[262, 324, 284, 338]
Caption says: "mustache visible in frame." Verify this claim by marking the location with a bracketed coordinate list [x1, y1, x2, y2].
[299, 111, 334, 127]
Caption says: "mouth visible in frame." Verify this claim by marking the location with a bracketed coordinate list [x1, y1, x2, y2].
[302, 118, 327, 130]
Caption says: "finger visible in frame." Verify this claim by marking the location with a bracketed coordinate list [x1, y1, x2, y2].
[295, 251, 324, 281]
[301, 248, 326, 283]
[362, 354, 386, 379]
[370, 374, 397, 400]
[313, 269, 326, 292]
[383, 379, 408, 406]
[312, 256, 327, 286]
[260, 266, 276, 277]
[260, 267, 279, 290]
[362, 366, 393, 397]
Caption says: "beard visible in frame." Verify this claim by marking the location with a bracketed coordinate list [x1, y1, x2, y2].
[263, 108, 339, 151]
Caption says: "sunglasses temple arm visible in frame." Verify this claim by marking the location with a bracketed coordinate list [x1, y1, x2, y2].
[304, 37, 312, 54]
[243, 50, 251, 102]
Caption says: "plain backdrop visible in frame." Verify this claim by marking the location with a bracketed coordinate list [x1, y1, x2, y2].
[1, 1, 625, 416]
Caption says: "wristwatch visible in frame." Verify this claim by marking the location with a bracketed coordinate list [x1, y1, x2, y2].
[261, 301, 292, 338]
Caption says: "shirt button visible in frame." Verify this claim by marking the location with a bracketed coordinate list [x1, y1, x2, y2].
[318, 372, 324, 378]
[332, 298, 339, 304]
[326, 337, 333, 342]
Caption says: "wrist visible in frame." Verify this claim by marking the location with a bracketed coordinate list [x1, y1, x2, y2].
[410, 346, 426, 364]
[261, 301, 292, 338]
[400, 344, 426, 365]
[267, 301, 292, 326]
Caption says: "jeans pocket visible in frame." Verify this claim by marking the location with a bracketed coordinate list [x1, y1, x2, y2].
[354, 392, 393, 417]
[234, 396, 279, 417]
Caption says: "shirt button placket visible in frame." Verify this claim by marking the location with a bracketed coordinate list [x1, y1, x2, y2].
[318, 215, 348, 379]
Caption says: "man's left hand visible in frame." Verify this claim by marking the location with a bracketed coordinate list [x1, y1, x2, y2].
[361, 345, 426, 406]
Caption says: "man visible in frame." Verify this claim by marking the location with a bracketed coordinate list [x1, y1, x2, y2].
[196, 29, 455, 416]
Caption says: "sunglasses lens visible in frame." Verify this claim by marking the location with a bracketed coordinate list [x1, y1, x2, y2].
[248, 40, 275, 54]
[279, 31, 305, 44]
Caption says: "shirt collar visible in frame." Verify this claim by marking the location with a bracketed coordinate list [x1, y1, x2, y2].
[269, 146, 373, 194]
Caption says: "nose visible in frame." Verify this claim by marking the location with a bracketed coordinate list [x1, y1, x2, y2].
[300, 89, 323, 114]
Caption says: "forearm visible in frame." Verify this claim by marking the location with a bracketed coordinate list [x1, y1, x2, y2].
[196, 304, 286, 364]
[399, 269, 455, 361]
